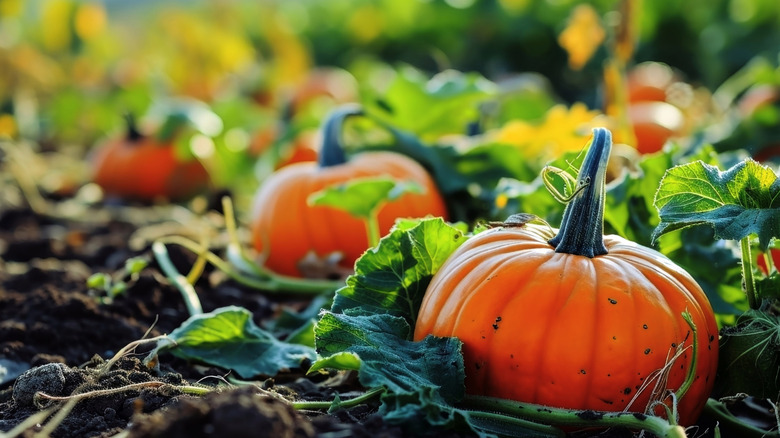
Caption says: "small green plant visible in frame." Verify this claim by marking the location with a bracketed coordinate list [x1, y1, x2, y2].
[86, 256, 149, 303]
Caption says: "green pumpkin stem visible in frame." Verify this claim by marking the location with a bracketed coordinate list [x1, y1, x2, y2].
[123, 113, 143, 142]
[318, 104, 363, 168]
[548, 127, 612, 258]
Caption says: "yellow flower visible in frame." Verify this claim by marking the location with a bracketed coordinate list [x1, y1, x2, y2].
[0, 114, 17, 138]
[494, 103, 607, 161]
[558, 4, 606, 71]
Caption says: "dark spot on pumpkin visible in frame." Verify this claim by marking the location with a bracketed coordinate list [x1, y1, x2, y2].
[709, 335, 715, 342]
[608, 298, 617, 304]
[644, 348, 651, 355]
[580, 369, 586, 375]
[612, 336, 617, 340]
[633, 413, 647, 421]
[623, 387, 631, 395]
[577, 410, 604, 421]
[606, 374, 611, 377]
[510, 354, 514, 358]
[481, 336, 486, 339]
[708, 345, 711, 350]
[671, 342, 677, 348]
[475, 362, 481, 370]
[600, 398, 614, 405]
[492, 316, 502, 331]
[642, 324, 648, 329]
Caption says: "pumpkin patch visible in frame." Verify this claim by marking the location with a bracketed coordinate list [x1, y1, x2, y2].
[4, 2, 780, 437]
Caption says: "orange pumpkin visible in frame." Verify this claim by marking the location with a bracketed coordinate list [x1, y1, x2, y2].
[250, 105, 449, 277]
[414, 128, 718, 426]
[628, 101, 685, 154]
[91, 114, 210, 201]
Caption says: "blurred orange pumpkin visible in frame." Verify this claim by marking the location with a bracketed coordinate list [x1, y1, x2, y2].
[249, 106, 448, 277]
[91, 114, 210, 201]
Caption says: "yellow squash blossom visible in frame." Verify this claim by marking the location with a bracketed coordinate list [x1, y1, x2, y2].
[493, 103, 608, 161]
[558, 4, 606, 71]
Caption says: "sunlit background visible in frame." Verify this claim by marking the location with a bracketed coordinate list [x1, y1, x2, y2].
[1, 0, 778, 201]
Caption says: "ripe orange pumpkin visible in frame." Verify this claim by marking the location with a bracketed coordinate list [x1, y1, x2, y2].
[250, 105, 449, 277]
[91, 114, 210, 201]
[628, 101, 685, 154]
[414, 128, 718, 426]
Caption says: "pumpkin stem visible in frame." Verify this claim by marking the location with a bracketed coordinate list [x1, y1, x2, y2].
[123, 113, 143, 142]
[318, 104, 363, 168]
[548, 127, 612, 258]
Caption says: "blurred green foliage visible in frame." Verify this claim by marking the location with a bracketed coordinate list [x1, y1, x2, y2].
[1, 0, 778, 145]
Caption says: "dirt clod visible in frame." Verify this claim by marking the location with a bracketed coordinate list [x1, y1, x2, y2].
[12, 362, 69, 406]
[128, 386, 316, 438]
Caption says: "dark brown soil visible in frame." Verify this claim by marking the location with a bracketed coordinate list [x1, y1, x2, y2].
[0, 201, 402, 438]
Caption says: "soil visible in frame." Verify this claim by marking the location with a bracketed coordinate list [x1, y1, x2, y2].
[0, 194, 414, 438]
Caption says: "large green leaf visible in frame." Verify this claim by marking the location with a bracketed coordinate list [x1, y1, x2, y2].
[150, 306, 315, 378]
[363, 66, 496, 140]
[331, 217, 468, 327]
[653, 158, 780, 250]
[314, 311, 465, 404]
[312, 310, 554, 437]
[308, 177, 422, 219]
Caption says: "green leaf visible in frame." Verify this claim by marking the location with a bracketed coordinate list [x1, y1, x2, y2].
[308, 351, 362, 373]
[653, 159, 780, 250]
[156, 306, 316, 378]
[715, 310, 780, 398]
[331, 217, 468, 327]
[308, 177, 423, 220]
[315, 311, 465, 403]
[363, 66, 496, 140]
[86, 272, 111, 291]
[124, 257, 148, 276]
[756, 275, 780, 300]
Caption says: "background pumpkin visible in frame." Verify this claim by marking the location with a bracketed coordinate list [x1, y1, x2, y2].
[413, 128, 718, 426]
[91, 113, 210, 201]
[250, 105, 449, 277]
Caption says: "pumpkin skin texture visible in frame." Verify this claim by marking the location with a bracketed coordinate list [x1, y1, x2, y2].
[413, 128, 718, 426]
[250, 151, 448, 277]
